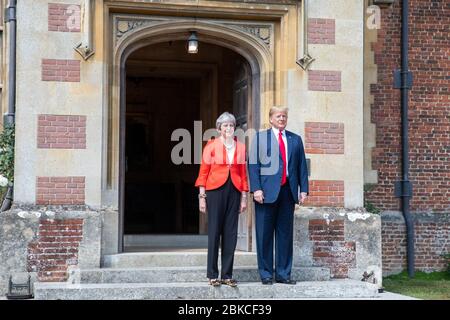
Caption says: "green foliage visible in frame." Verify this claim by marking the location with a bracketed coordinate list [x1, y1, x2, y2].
[0, 123, 15, 182]
[364, 200, 381, 215]
[0, 123, 14, 203]
[363, 183, 377, 193]
[363, 184, 381, 214]
[385, 271, 450, 281]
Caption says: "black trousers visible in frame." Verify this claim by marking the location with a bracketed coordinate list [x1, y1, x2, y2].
[206, 175, 240, 279]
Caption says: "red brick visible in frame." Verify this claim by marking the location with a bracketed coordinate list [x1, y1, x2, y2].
[308, 70, 342, 92]
[382, 219, 449, 274]
[36, 177, 85, 205]
[366, 0, 449, 213]
[42, 59, 80, 82]
[309, 219, 355, 278]
[48, 3, 80, 32]
[305, 181, 344, 207]
[305, 122, 345, 154]
[37, 114, 86, 149]
[308, 18, 335, 45]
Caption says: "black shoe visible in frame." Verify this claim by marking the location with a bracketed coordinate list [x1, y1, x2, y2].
[261, 278, 273, 285]
[275, 279, 297, 285]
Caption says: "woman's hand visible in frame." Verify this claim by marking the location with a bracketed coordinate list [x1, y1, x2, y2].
[240, 197, 247, 213]
[199, 198, 207, 213]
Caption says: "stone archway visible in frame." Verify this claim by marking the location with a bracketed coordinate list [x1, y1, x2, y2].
[107, 18, 275, 251]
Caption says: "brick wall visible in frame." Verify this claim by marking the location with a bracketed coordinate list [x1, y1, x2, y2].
[37, 115, 86, 149]
[42, 59, 80, 82]
[305, 180, 345, 207]
[48, 3, 81, 32]
[366, 0, 450, 212]
[308, 18, 335, 44]
[308, 70, 341, 92]
[305, 122, 344, 154]
[27, 219, 83, 282]
[366, 0, 449, 274]
[36, 177, 85, 205]
[309, 219, 356, 278]
[381, 214, 449, 275]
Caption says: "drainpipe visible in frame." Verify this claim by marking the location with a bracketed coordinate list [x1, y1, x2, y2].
[4, 0, 16, 126]
[1, 0, 17, 212]
[296, 0, 315, 70]
[74, 0, 95, 61]
[394, 0, 414, 278]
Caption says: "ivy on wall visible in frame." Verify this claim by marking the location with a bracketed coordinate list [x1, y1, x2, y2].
[0, 124, 15, 200]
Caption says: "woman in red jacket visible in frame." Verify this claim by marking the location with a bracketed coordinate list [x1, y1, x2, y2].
[195, 112, 249, 287]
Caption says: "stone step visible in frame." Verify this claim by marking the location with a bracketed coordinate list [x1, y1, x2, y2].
[34, 280, 380, 300]
[67, 266, 330, 284]
[124, 234, 208, 248]
[102, 251, 258, 268]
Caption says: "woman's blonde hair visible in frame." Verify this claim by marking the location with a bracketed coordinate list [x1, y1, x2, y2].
[269, 106, 289, 118]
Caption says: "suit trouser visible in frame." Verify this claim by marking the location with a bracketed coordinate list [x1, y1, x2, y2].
[206, 175, 240, 279]
[255, 182, 295, 281]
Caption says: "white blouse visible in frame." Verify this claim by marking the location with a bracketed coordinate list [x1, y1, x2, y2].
[226, 144, 236, 164]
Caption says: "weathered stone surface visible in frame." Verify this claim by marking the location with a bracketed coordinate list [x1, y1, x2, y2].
[100, 208, 119, 256]
[0, 210, 39, 296]
[293, 207, 382, 286]
[34, 279, 380, 300]
[124, 234, 208, 248]
[102, 251, 258, 268]
[0, 206, 102, 295]
[67, 266, 330, 284]
[77, 212, 102, 269]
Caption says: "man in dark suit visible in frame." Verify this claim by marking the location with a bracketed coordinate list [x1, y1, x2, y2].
[248, 106, 309, 285]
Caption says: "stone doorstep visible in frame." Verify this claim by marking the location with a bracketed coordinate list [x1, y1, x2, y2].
[67, 266, 331, 284]
[102, 251, 259, 268]
[124, 234, 208, 248]
[34, 280, 380, 300]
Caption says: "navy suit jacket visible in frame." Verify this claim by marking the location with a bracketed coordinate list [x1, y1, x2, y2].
[248, 129, 309, 203]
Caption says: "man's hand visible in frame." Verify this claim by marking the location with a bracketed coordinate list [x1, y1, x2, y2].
[299, 192, 308, 205]
[254, 190, 264, 204]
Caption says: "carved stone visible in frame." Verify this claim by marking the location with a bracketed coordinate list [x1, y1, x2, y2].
[224, 24, 271, 46]
[114, 15, 273, 50]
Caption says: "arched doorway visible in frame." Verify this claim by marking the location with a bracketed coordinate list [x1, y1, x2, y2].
[111, 22, 274, 252]
[123, 41, 251, 250]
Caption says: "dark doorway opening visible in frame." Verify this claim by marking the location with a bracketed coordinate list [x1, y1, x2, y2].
[122, 40, 251, 248]
[125, 76, 201, 234]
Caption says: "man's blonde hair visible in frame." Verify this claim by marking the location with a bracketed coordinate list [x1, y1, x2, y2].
[269, 106, 289, 118]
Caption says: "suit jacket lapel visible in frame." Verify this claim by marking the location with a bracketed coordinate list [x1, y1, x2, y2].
[267, 129, 273, 157]
[287, 131, 293, 162]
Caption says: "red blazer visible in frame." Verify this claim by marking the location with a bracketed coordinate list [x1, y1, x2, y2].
[195, 138, 249, 192]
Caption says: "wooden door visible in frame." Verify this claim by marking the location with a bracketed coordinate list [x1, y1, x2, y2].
[233, 60, 253, 251]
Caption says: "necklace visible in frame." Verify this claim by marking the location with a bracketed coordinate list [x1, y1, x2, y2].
[221, 138, 235, 149]
[224, 143, 234, 150]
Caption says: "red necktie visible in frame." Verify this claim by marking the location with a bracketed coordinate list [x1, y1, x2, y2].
[278, 131, 287, 185]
